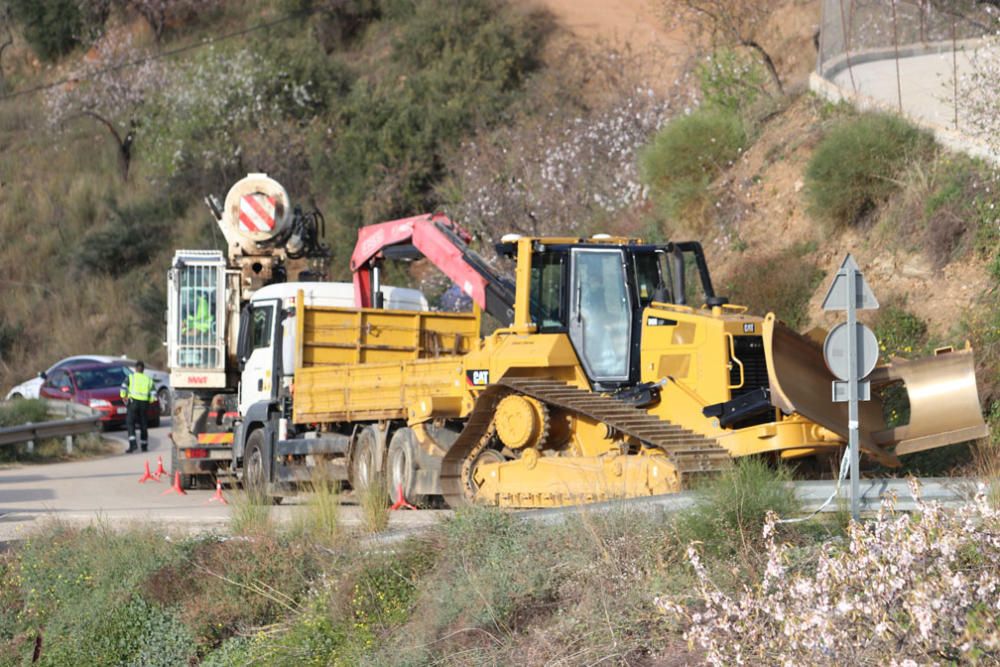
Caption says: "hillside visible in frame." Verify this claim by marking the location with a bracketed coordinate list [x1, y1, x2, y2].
[0, 0, 997, 416]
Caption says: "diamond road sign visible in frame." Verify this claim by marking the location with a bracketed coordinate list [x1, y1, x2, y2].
[821, 255, 879, 311]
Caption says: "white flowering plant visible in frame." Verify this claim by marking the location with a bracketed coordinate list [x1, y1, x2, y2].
[657, 481, 1000, 666]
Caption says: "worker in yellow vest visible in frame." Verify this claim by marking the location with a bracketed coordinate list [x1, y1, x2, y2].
[120, 361, 155, 453]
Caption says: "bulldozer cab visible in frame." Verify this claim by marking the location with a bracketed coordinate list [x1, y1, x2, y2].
[525, 240, 721, 390]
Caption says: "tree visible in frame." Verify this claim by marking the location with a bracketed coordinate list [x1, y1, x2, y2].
[45, 36, 166, 181]
[116, 0, 220, 40]
[661, 0, 785, 94]
[0, 3, 13, 88]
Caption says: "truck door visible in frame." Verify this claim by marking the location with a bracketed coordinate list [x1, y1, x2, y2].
[239, 299, 281, 415]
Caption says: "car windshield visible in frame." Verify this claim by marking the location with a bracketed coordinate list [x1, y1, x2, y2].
[73, 367, 128, 390]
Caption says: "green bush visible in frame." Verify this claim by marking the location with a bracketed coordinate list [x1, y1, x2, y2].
[873, 304, 928, 360]
[7, 0, 85, 62]
[76, 198, 178, 276]
[0, 398, 48, 426]
[677, 457, 800, 555]
[639, 108, 746, 231]
[722, 247, 823, 331]
[696, 48, 766, 113]
[318, 0, 548, 225]
[805, 112, 935, 228]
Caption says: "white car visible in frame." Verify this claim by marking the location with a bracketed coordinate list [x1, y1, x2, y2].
[5, 355, 171, 409]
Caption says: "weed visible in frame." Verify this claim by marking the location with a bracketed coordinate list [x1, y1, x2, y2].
[640, 107, 747, 232]
[228, 491, 275, 537]
[873, 303, 928, 360]
[0, 399, 48, 426]
[291, 468, 342, 547]
[696, 48, 766, 113]
[676, 457, 800, 556]
[358, 472, 389, 533]
[805, 112, 935, 228]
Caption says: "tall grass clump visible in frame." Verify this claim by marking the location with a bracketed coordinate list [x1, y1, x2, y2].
[805, 112, 935, 228]
[291, 469, 341, 546]
[639, 108, 746, 231]
[676, 457, 799, 555]
[358, 472, 389, 533]
[228, 490, 275, 537]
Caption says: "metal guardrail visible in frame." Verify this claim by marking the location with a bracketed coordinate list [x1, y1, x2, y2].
[0, 400, 101, 453]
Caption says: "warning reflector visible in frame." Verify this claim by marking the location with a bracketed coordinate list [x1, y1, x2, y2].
[238, 193, 276, 233]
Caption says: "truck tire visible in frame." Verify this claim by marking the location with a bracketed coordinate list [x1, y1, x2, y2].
[244, 429, 273, 504]
[388, 427, 425, 506]
[350, 425, 382, 494]
[170, 444, 193, 490]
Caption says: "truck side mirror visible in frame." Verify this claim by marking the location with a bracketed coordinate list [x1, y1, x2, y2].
[38, 371, 47, 380]
[236, 304, 251, 371]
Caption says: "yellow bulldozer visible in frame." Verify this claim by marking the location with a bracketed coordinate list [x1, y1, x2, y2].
[240, 212, 988, 508]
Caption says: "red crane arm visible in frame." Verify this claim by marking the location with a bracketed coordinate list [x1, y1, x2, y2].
[351, 213, 501, 314]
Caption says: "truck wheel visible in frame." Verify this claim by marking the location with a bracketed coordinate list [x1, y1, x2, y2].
[170, 444, 193, 490]
[388, 428, 425, 506]
[351, 426, 381, 494]
[244, 430, 271, 504]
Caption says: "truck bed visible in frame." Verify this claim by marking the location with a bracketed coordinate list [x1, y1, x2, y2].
[292, 297, 478, 424]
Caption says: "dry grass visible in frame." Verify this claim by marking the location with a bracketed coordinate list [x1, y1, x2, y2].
[358, 472, 389, 534]
[290, 467, 341, 546]
[228, 490, 275, 537]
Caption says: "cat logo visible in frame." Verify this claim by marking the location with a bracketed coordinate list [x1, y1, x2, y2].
[743, 323, 756, 334]
[466, 370, 490, 386]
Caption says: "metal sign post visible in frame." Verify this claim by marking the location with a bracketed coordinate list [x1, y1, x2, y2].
[821, 254, 879, 521]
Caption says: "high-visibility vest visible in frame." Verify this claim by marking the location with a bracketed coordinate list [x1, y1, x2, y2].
[121, 372, 155, 402]
[185, 296, 213, 334]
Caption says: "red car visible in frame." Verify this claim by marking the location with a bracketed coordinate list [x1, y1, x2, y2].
[39, 362, 161, 429]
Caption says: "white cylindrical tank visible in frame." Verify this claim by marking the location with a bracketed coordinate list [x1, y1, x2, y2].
[221, 173, 292, 245]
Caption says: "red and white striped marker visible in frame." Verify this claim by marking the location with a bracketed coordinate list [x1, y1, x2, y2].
[238, 193, 276, 233]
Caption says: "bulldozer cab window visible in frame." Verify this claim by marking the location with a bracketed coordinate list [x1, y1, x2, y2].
[633, 251, 673, 307]
[530, 251, 568, 332]
[570, 248, 631, 382]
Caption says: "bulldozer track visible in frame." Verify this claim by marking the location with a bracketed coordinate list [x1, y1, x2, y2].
[440, 378, 732, 508]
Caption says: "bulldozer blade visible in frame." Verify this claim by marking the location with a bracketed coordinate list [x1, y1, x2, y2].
[762, 314, 988, 465]
[762, 314, 898, 467]
[868, 347, 989, 455]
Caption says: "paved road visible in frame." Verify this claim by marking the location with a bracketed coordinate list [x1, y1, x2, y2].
[0, 419, 445, 542]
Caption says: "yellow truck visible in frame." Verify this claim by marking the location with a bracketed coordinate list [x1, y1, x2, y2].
[231, 213, 987, 508]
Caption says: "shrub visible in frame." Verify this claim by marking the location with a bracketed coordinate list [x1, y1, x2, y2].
[7, 0, 85, 62]
[696, 48, 766, 113]
[0, 398, 48, 426]
[76, 197, 178, 276]
[675, 457, 800, 556]
[358, 472, 389, 533]
[659, 487, 1000, 666]
[805, 112, 935, 228]
[639, 108, 746, 232]
[721, 246, 824, 331]
[873, 304, 928, 360]
[317, 0, 548, 225]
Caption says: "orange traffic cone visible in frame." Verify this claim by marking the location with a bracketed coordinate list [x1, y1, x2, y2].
[390, 482, 417, 511]
[138, 460, 158, 483]
[162, 471, 187, 496]
[206, 479, 228, 505]
[152, 456, 166, 481]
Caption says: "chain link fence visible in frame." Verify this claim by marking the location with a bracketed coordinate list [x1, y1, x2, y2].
[814, 0, 1000, 161]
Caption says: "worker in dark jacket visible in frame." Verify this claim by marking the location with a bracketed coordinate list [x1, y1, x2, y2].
[120, 361, 155, 453]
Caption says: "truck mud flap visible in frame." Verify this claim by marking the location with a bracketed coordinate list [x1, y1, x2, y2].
[762, 314, 987, 464]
